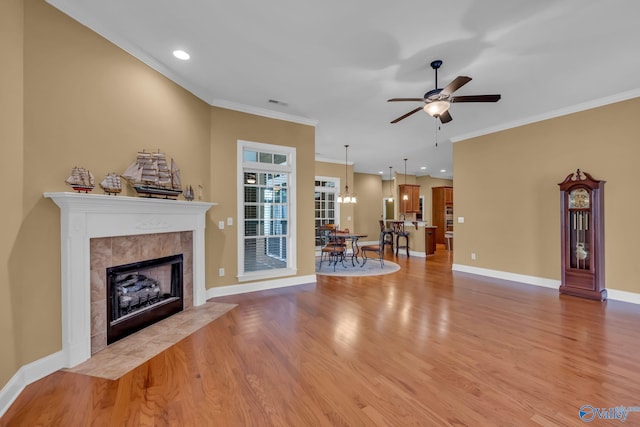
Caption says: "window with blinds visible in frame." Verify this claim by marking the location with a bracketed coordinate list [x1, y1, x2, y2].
[237, 141, 296, 281]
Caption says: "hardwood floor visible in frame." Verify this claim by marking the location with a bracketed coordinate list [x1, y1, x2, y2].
[4, 247, 640, 426]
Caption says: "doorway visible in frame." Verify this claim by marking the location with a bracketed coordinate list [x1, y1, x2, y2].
[384, 199, 395, 220]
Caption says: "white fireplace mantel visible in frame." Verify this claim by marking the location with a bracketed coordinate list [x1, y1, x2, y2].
[44, 192, 216, 367]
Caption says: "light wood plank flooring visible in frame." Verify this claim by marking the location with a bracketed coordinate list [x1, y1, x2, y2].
[3, 247, 640, 426]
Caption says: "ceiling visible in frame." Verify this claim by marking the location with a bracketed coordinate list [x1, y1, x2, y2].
[47, 0, 640, 179]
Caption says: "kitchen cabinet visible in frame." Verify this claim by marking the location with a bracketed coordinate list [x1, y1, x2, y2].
[399, 184, 420, 213]
[432, 186, 453, 245]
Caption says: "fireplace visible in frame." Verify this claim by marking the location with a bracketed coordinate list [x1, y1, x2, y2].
[44, 192, 215, 367]
[107, 254, 184, 344]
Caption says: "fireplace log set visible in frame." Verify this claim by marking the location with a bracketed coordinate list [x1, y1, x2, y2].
[107, 254, 183, 344]
[116, 273, 167, 317]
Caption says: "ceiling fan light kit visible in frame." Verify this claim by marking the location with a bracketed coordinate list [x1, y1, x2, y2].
[388, 59, 501, 124]
[424, 100, 450, 117]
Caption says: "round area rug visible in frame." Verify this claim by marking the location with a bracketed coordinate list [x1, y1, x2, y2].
[315, 258, 400, 277]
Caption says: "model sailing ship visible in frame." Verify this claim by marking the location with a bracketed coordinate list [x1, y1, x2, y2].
[121, 150, 183, 198]
[99, 172, 122, 195]
[65, 166, 95, 193]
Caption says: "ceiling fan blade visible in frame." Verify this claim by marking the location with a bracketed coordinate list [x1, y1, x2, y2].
[451, 94, 501, 103]
[440, 76, 472, 96]
[390, 107, 423, 124]
[439, 110, 453, 123]
[387, 98, 424, 102]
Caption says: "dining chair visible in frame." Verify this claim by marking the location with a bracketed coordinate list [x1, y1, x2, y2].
[318, 227, 346, 271]
[360, 231, 385, 268]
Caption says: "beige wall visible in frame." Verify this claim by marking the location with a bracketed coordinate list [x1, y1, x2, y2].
[354, 173, 383, 243]
[0, 0, 24, 387]
[453, 97, 640, 292]
[14, 0, 211, 376]
[207, 107, 316, 287]
[1, 0, 317, 391]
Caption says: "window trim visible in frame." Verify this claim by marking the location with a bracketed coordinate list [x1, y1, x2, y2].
[314, 176, 340, 250]
[237, 140, 297, 282]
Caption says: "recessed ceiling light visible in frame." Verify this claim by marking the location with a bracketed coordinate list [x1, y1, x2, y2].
[420, 166, 427, 170]
[378, 171, 384, 174]
[440, 169, 446, 173]
[173, 50, 190, 60]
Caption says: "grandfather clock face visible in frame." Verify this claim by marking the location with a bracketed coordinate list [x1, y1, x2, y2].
[569, 188, 590, 209]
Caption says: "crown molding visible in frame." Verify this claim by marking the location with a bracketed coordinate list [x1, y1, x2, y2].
[210, 99, 318, 127]
[451, 89, 640, 143]
[315, 156, 354, 165]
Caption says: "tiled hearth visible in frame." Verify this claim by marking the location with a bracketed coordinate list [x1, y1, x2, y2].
[45, 192, 215, 368]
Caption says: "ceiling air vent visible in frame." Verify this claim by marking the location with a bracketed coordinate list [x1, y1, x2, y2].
[268, 99, 289, 107]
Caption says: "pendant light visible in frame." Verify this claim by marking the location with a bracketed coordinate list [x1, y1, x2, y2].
[337, 145, 356, 204]
[402, 158, 409, 201]
[387, 166, 394, 201]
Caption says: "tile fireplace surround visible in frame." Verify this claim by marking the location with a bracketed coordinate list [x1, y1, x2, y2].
[45, 192, 215, 368]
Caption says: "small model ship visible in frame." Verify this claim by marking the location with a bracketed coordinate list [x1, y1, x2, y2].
[121, 150, 183, 199]
[100, 172, 122, 195]
[65, 166, 95, 193]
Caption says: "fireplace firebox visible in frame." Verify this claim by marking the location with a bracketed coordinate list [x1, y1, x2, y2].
[107, 254, 184, 344]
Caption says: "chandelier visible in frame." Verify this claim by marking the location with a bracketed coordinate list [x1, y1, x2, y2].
[337, 145, 356, 203]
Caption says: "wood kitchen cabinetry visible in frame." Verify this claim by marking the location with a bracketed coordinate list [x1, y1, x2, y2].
[424, 226, 437, 255]
[432, 186, 453, 245]
[399, 184, 420, 213]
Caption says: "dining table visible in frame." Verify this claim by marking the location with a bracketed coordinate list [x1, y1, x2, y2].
[333, 231, 368, 266]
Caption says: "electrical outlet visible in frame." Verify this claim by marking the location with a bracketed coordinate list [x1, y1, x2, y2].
[471, 252, 476, 260]
[227, 217, 233, 226]
[458, 217, 465, 223]
[219, 268, 225, 276]
[218, 221, 224, 229]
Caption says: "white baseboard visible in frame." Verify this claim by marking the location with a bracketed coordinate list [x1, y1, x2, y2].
[206, 274, 317, 298]
[452, 263, 640, 304]
[0, 351, 65, 417]
[452, 264, 561, 289]
[606, 289, 640, 305]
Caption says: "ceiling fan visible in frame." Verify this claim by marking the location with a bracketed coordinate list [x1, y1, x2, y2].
[388, 60, 501, 124]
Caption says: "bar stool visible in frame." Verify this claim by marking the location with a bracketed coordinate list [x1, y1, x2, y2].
[391, 221, 410, 257]
[379, 220, 394, 253]
[445, 231, 453, 251]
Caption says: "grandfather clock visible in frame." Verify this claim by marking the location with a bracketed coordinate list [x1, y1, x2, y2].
[558, 169, 606, 301]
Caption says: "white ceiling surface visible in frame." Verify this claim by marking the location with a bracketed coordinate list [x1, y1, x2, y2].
[47, 0, 640, 179]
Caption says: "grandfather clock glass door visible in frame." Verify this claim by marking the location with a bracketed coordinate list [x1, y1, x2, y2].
[569, 189, 590, 271]
[559, 169, 606, 301]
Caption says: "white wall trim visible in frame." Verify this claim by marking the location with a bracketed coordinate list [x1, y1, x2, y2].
[206, 275, 316, 298]
[452, 264, 560, 289]
[0, 351, 65, 417]
[606, 289, 640, 305]
[451, 88, 640, 143]
[452, 264, 640, 304]
[211, 99, 318, 126]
